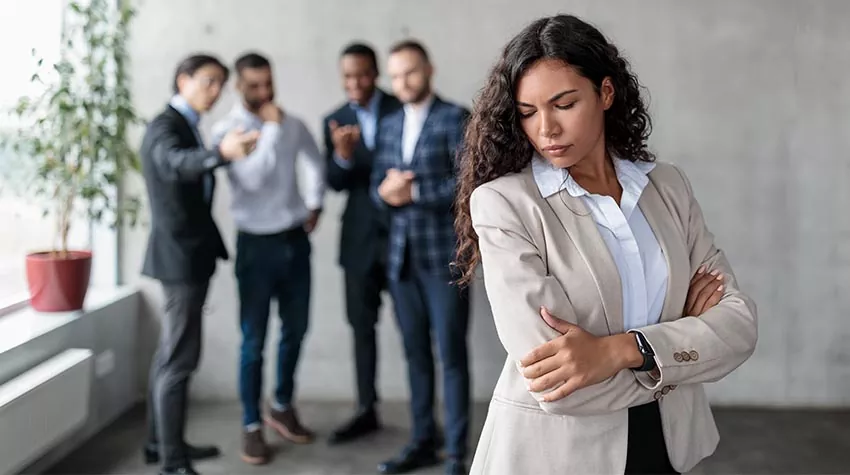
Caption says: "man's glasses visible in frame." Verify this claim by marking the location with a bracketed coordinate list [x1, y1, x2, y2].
[195, 75, 225, 89]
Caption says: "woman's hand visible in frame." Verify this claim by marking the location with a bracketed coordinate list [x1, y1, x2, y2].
[522, 267, 725, 402]
[686, 265, 725, 316]
[520, 308, 639, 402]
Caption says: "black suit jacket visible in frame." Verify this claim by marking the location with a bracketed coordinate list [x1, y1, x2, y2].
[323, 91, 402, 275]
[140, 105, 229, 284]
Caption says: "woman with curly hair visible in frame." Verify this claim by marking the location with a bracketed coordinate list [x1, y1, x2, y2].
[454, 15, 757, 474]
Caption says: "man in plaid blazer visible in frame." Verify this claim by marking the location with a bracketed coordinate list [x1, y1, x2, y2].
[370, 40, 471, 475]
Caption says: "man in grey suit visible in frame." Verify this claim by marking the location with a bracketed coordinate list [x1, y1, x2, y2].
[140, 54, 258, 475]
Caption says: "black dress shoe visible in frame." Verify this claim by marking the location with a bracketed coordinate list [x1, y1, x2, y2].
[445, 458, 467, 475]
[144, 444, 221, 465]
[159, 467, 199, 475]
[377, 443, 441, 474]
[329, 408, 381, 444]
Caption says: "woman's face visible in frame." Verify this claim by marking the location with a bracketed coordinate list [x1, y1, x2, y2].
[515, 58, 614, 168]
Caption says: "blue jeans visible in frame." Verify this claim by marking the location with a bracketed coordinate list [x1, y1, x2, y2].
[389, 265, 471, 460]
[236, 227, 311, 427]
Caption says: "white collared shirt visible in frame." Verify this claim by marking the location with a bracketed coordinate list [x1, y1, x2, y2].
[401, 94, 435, 164]
[352, 89, 383, 151]
[211, 104, 325, 234]
[532, 155, 668, 331]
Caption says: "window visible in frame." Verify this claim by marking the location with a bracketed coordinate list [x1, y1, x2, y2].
[0, 1, 64, 128]
[0, 1, 112, 309]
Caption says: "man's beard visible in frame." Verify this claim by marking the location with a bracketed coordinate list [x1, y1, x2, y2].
[407, 83, 431, 104]
[246, 94, 273, 112]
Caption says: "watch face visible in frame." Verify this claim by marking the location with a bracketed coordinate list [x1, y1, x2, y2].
[635, 333, 654, 356]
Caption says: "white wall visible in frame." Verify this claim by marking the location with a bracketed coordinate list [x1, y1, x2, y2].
[122, 0, 850, 407]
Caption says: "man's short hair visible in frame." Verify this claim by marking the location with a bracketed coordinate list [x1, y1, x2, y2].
[235, 52, 272, 76]
[389, 40, 430, 63]
[172, 54, 229, 94]
[341, 42, 379, 73]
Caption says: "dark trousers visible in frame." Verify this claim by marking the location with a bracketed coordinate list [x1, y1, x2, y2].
[389, 264, 471, 460]
[343, 258, 387, 409]
[236, 227, 311, 427]
[625, 401, 678, 474]
[147, 281, 209, 469]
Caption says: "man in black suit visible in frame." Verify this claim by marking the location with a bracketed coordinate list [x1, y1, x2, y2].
[140, 54, 258, 475]
[323, 43, 402, 444]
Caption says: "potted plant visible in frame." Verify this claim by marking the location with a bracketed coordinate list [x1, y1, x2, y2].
[3, 0, 142, 312]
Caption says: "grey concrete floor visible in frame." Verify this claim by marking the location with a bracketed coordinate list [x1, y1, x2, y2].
[44, 402, 850, 474]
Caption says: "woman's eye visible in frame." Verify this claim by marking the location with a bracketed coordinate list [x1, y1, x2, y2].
[555, 102, 577, 110]
[518, 110, 535, 119]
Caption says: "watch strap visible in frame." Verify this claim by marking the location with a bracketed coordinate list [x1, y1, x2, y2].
[630, 331, 657, 372]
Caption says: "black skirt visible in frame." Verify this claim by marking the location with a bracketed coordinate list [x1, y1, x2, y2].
[624, 400, 678, 474]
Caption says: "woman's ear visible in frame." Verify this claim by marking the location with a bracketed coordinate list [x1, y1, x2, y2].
[600, 77, 615, 110]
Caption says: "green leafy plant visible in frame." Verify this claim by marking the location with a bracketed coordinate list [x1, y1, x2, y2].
[4, 0, 142, 256]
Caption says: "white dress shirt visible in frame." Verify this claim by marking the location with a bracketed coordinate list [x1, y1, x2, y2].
[401, 95, 435, 164]
[354, 89, 382, 151]
[211, 104, 325, 235]
[532, 155, 668, 331]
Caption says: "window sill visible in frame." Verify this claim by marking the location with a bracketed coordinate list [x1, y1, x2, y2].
[0, 293, 30, 317]
[0, 286, 138, 356]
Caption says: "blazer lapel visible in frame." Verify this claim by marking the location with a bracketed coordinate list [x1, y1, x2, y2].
[166, 106, 200, 147]
[340, 104, 359, 128]
[410, 97, 440, 168]
[389, 114, 405, 168]
[638, 178, 687, 323]
[377, 91, 397, 120]
[544, 192, 624, 335]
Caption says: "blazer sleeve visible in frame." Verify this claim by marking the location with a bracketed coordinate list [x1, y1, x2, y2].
[632, 166, 758, 390]
[324, 116, 354, 192]
[471, 185, 659, 416]
[148, 116, 225, 182]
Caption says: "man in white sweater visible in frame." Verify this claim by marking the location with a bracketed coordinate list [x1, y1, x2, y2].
[211, 52, 325, 466]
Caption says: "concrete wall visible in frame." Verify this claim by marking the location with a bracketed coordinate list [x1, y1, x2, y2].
[122, 0, 850, 407]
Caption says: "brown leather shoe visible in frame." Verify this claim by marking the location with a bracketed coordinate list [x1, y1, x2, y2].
[241, 430, 270, 465]
[264, 406, 315, 444]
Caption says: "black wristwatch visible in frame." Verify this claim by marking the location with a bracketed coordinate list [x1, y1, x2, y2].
[629, 331, 657, 372]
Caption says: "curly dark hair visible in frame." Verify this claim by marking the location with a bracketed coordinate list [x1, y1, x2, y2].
[453, 14, 655, 286]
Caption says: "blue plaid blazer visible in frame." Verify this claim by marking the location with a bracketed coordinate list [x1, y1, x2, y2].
[370, 96, 470, 280]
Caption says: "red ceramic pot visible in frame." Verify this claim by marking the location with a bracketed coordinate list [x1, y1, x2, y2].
[25, 250, 92, 312]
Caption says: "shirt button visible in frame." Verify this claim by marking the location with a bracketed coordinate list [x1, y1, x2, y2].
[689, 350, 700, 361]
[673, 352, 684, 363]
[662, 386, 671, 395]
[654, 391, 663, 400]
[682, 351, 692, 362]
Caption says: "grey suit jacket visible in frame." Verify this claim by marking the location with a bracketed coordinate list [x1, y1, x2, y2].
[468, 162, 757, 474]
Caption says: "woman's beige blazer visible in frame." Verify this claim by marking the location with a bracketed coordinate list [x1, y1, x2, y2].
[468, 162, 757, 474]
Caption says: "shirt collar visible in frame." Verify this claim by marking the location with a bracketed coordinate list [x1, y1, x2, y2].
[233, 102, 265, 126]
[531, 156, 571, 198]
[351, 89, 383, 116]
[531, 153, 656, 201]
[169, 94, 200, 127]
[403, 93, 435, 120]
